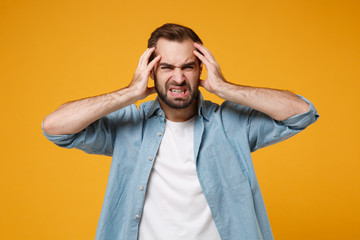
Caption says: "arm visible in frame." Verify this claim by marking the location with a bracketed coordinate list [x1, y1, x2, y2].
[193, 43, 309, 121]
[43, 47, 161, 135]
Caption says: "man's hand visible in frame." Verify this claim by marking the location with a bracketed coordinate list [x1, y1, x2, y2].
[43, 48, 162, 135]
[129, 47, 161, 101]
[193, 42, 309, 121]
[193, 42, 227, 95]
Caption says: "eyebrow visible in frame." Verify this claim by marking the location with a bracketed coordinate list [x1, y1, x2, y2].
[159, 61, 197, 68]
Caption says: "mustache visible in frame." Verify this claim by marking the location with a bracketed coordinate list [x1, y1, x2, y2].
[166, 81, 187, 87]
[165, 79, 199, 90]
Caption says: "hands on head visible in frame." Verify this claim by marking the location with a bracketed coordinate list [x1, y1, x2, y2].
[129, 42, 227, 101]
[128, 47, 161, 101]
[193, 42, 227, 95]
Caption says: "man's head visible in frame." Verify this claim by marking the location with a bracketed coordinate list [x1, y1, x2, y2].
[147, 23, 203, 64]
[148, 23, 203, 110]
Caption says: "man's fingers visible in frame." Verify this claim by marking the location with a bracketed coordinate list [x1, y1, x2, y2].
[194, 50, 210, 67]
[137, 48, 149, 67]
[147, 55, 161, 71]
[194, 42, 215, 63]
[138, 47, 156, 68]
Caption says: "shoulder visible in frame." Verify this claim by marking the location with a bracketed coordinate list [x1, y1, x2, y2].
[139, 100, 156, 112]
[201, 100, 253, 120]
[107, 103, 147, 123]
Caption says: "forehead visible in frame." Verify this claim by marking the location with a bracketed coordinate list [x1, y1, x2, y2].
[155, 38, 197, 65]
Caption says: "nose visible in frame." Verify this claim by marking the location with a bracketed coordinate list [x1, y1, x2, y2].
[172, 67, 185, 85]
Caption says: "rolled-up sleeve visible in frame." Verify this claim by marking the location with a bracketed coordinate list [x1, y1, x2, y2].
[42, 111, 121, 156]
[247, 95, 319, 152]
[280, 96, 319, 129]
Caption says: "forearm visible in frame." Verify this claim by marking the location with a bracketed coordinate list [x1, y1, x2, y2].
[193, 43, 309, 121]
[216, 82, 309, 121]
[43, 87, 140, 135]
[43, 47, 161, 135]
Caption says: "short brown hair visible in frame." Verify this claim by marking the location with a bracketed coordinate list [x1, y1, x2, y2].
[147, 23, 203, 63]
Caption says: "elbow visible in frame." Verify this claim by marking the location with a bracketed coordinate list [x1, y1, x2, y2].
[289, 93, 311, 117]
[42, 115, 56, 135]
[294, 100, 310, 116]
[42, 113, 84, 135]
[278, 100, 310, 121]
[42, 114, 68, 135]
[296, 97, 310, 114]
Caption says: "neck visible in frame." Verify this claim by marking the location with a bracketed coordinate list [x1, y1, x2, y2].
[159, 99, 198, 122]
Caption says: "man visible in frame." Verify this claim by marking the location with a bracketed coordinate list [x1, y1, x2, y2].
[43, 23, 319, 240]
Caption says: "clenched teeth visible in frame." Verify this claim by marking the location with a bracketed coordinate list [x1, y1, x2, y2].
[171, 89, 185, 94]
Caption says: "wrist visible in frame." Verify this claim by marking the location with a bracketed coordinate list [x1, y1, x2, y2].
[214, 81, 232, 99]
[125, 85, 146, 102]
[109, 87, 140, 108]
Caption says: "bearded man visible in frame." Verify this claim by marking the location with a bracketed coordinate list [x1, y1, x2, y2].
[43, 23, 319, 240]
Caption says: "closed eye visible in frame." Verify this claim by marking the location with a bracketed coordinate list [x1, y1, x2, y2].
[182, 66, 194, 69]
[181, 62, 197, 70]
[159, 62, 196, 71]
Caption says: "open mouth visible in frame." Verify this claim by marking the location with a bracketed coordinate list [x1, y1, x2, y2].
[171, 89, 185, 94]
[169, 87, 188, 97]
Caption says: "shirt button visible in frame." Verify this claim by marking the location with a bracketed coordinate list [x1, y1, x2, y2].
[135, 214, 140, 219]
[159, 112, 162, 116]
[148, 156, 153, 161]
[140, 186, 144, 191]
[158, 132, 162, 137]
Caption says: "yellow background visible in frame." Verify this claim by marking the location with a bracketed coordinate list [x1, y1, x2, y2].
[1, 0, 359, 239]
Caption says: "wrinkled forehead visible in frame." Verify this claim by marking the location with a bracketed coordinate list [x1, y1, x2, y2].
[155, 38, 197, 66]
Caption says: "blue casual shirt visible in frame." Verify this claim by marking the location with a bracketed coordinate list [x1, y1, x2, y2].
[43, 93, 319, 240]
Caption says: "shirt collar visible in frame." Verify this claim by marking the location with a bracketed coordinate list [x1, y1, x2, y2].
[143, 91, 210, 121]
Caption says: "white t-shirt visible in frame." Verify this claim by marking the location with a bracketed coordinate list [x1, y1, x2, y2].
[138, 117, 221, 240]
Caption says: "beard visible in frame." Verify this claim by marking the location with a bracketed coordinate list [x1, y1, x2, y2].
[154, 76, 199, 109]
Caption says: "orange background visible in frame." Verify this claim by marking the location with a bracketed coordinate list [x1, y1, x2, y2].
[1, 0, 359, 239]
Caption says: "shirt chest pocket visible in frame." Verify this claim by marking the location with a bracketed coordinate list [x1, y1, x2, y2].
[200, 143, 248, 189]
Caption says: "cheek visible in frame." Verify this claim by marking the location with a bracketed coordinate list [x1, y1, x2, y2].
[157, 71, 172, 79]
[185, 71, 200, 82]
[154, 72, 168, 84]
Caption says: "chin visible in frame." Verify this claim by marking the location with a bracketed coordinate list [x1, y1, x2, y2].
[163, 99, 192, 109]
[163, 93, 198, 109]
